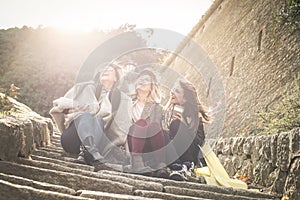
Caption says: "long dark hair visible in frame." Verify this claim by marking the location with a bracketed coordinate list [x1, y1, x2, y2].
[178, 79, 210, 132]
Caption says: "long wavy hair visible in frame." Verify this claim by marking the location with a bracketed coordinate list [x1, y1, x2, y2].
[132, 69, 161, 103]
[164, 79, 210, 133]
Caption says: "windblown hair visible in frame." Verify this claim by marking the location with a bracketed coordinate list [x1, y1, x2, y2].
[94, 63, 123, 99]
[164, 79, 210, 133]
[132, 69, 161, 103]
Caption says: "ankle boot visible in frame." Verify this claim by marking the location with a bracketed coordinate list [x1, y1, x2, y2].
[130, 155, 153, 175]
[82, 136, 108, 171]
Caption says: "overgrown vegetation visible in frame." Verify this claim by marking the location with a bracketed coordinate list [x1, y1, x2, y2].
[256, 75, 300, 135]
[277, 0, 300, 33]
[0, 84, 19, 116]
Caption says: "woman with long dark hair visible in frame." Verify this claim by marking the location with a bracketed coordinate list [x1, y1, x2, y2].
[163, 79, 210, 180]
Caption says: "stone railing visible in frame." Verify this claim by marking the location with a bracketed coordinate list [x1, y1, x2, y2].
[0, 94, 54, 161]
[211, 128, 300, 199]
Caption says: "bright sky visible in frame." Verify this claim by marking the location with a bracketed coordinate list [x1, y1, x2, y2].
[0, 0, 213, 34]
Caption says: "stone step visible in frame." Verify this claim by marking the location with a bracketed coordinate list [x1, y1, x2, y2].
[31, 154, 94, 171]
[39, 146, 64, 154]
[0, 172, 76, 195]
[20, 156, 276, 199]
[2, 137, 282, 200]
[16, 158, 164, 192]
[78, 190, 162, 200]
[0, 161, 133, 195]
[102, 170, 279, 199]
[50, 140, 62, 147]
[0, 179, 91, 200]
[32, 148, 77, 162]
[134, 190, 209, 200]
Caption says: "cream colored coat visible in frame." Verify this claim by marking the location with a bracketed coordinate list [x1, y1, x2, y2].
[49, 81, 132, 148]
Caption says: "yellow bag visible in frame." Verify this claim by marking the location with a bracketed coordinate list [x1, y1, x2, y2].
[198, 143, 248, 189]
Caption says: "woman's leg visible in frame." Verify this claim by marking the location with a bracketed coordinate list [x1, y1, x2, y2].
[60, 122, 81, 154]
[128, 119, 148, 154]
[147, 122, 165, 164]
[126, 119, 152, 174]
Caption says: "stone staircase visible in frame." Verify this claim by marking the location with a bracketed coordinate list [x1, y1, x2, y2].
[0, 133, 282, 200]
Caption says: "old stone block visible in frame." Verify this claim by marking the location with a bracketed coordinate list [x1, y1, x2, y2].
[222, 138, 233, 155]
[270, 134, 278, 167]
[251, 136, 263, 162]
[231, 137, 245, 156]
[262, 135, 272, 162]
[0, 117, 34, 161]
[283, 157, 300, 200]
[223, 157, 235, 177]
[232, 155, 243, 170]
[271, 169, 288, 195]
[277, 132, 291, 172]
[242, 136, 253, 157]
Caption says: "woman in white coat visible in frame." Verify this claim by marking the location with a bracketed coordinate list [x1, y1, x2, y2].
[50, 64, 132, 172]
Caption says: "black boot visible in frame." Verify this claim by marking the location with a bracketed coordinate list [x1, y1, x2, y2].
[82, 136, 109, 172]
[73, 145, 87, 165]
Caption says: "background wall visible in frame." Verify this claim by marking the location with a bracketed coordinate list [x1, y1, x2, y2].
[166, 0, 300, 138]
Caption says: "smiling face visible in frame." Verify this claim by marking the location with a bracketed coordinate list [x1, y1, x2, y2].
[135, 74, 152, 92]
[170, 82, 185, 105]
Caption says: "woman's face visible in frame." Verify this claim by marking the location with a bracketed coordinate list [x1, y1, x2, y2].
[136, 74, 152, 92]
[170, 82, 185, 105]
[100, 66, 117, 83]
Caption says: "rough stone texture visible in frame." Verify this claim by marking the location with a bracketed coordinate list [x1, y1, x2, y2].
[0, 127, 283, 199]
[0, 179, 91, 200]
[213, 128, 300, 199]
[0, 94, 53, 161]
[164, 0, 300, 138]
[0, 161, 134, 195]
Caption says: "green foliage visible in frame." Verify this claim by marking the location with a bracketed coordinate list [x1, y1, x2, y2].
[0, 84, 19, 116]
[277, 0, 300, 33]
[256, 75, 300, 135]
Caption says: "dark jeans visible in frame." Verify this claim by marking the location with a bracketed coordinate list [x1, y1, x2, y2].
[61, 113, 128, 164]
[168, 119, 201, 165]
[60, 121, 81, 155]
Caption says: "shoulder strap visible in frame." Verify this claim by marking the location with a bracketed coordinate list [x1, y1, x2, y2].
[105, 88, 121, 131]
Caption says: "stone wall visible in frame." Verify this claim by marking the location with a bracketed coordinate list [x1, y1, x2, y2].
[166, 0, 300, 137]
[0, 94, 53, 161]
[211, 128, 300, 199]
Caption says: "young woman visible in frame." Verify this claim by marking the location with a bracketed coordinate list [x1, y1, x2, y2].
[50, 64, 132, 172]
[126, 69, 167, 177]
[163, 79, 210, 179]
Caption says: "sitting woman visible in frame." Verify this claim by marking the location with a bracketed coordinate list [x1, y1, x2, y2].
[163, 79, 210, 180]
[126, 69, 167, 177]
[50, 64, 132, 172]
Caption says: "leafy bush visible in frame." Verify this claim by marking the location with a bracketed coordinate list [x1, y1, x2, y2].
[256, 75, 300, 135]
[0, 84, 19, 116]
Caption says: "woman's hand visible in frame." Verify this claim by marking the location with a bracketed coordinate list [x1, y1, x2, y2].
[172, 113, 187, 125]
